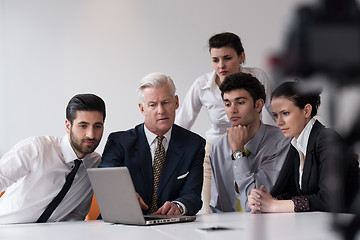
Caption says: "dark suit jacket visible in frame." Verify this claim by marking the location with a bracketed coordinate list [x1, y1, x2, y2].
[272, 120, 359, 212]
[100, 123, 206, 215]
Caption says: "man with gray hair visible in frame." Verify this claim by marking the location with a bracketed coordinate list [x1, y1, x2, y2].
[100, 72, 205, 216]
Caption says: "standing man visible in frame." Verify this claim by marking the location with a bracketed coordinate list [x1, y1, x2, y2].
[100, 72, 205, 216]
[210, 73, 290, 212]
[0, 94, 106, 224]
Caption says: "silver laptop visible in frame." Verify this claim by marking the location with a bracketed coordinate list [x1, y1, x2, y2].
[87, 167, 196, 225]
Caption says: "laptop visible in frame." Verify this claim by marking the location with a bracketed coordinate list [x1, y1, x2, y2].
[87, 167, 196, 225]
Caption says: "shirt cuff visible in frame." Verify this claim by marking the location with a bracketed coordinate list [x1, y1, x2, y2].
[172, 201, 187, 215]
[233, 156, 250, 173]
[291, 196, 310, 212]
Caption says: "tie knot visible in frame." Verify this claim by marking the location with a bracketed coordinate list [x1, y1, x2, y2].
[156, 136, 165, 144]
[72, 159, 82, 169]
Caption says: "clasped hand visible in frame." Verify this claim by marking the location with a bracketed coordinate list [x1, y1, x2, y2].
[247, 185, 276, 213]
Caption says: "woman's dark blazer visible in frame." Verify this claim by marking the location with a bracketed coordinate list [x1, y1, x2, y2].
[271, 120, 359, 212]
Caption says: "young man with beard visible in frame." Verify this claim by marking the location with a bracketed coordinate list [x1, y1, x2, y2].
[209, 73, 290, 212]
[0, 94, 105, 224]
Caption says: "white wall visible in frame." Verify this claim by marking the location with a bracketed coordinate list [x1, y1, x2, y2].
[1, 0, 358, 157]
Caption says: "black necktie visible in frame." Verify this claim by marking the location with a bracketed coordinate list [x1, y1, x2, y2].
[36, 160, 82, 223]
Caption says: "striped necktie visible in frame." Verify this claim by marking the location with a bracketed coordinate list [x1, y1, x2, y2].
[149, 136, 166, 213]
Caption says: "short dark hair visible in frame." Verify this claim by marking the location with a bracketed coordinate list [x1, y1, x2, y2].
[208, 32, 245, 56]
[219, 72, 266, 106]
[271, 81, 322, 118]
[66, 93, 106, 124]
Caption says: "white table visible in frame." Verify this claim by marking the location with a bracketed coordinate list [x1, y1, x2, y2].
[1, 212, 359, 240]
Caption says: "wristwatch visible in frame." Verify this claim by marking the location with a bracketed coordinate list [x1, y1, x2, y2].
[232, 150, 246, 160]
[175, 203, 185, 215]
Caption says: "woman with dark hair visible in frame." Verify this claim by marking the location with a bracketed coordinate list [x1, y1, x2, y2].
[247, 81, 359, 213]
[175, 32, 274, 213]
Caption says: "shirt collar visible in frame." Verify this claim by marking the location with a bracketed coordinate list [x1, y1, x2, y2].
[291, 118, 316, 155]
[202, 65, 243, 90]
[61, 135, 79, 164]
[239, 65, 245, 73]
[244, 122, 266, 154]
[144, 124, 172, 148]
[202, 71, 218, 90]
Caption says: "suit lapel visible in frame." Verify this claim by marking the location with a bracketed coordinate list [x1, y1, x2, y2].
[158, 125, 184, 195]
[301, 120, 324, 194]
[301, 152, 313, 193]
[134, 124, 154, 200]
[271, 146, 296, 196]
[293, 147, 302, 194]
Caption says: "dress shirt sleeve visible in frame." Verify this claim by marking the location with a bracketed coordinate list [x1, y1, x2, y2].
[254, 68, 276, 124]
[233, 143, 290, 212]
[275, 194, 310, 212]
[175, 79, 203, 130]
[292, 196, 310, 212]
[61, 194, 93, 221]
[0, 140, 33, 191]
[209, 153, 223, 213]
[171, 200, 187, 215]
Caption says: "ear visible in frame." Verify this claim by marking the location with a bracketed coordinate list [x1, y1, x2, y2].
[138, 102, 146, 116]
[304, 104, 312, 118]
[65, 119, 71, 134]
[240, 52, 245, 64]
[174, 95, 179, 110]
[255, 99, 265, 113]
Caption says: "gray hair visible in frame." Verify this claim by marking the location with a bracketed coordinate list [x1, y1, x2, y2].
[136, 72, 176, 102]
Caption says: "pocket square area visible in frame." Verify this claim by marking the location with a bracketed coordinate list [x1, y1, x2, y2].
[177, 171, 189, 179]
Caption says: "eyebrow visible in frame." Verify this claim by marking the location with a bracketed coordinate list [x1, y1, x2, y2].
[223, 96, 247, 102]
[77, 121, 103, 125]
[148, 98, 171, 103]
[276, 109, 289, 114]
[212, 54, 232, 59]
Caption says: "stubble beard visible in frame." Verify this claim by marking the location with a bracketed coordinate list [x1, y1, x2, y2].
[70, 128, 99, 157]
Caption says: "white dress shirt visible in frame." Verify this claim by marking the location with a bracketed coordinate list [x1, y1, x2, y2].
[175, 66, 274, 144]
[291, 118, 316, 189]
[0, 135, 101, 224]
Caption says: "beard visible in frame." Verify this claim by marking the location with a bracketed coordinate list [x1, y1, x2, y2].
[69, 128, 100, 157]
